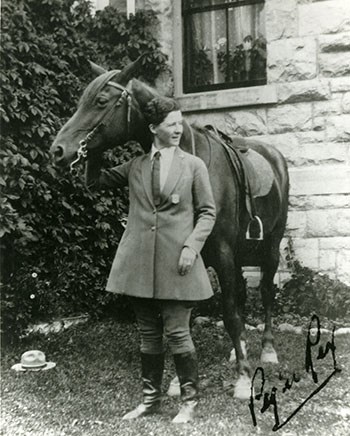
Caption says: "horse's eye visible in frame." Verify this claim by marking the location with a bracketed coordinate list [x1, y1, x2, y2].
[96, 97, 108, 107]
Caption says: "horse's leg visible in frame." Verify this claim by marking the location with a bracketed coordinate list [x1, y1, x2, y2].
[260, 237, 280, 364]
[229, 266, 247, 363]
[215, 243, 251, 399]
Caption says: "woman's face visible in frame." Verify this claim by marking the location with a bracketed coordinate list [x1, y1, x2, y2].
[150, 110, 183, 148]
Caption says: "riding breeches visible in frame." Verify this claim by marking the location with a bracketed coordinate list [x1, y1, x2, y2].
[130, 297, 195, 355]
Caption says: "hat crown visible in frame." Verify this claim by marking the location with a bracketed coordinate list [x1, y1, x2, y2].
[21, 350, 46, 368]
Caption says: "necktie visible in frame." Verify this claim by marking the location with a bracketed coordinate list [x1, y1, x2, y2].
[152, 151, 161, 206]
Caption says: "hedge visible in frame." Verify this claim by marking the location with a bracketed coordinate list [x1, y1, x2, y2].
[0, 0, 168, 342]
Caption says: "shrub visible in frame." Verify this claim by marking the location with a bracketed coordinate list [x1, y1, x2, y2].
[273, 239, 350, 320]
[0, 0, 167, 342]
[275, 261, 350, 320]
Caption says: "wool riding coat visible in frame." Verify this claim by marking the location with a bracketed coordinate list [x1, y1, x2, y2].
[86, 146, 216, 301]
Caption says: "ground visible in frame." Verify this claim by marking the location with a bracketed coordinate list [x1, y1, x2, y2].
[1, 317, 349, 436]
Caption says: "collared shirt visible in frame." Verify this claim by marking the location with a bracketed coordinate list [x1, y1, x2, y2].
[150, 145, 176, 191]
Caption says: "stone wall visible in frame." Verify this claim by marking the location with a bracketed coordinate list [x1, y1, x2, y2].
[145, 0, 350, 285]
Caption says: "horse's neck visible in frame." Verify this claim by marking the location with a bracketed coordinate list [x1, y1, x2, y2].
[128, 79, 159, 151]
[180, 120, 195, 154]
[129, 103, 152, 150]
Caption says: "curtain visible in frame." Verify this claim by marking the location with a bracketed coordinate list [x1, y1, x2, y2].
[187, 2, 266, 87]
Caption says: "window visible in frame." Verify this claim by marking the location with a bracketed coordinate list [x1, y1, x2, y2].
[182, 0, 266, 93]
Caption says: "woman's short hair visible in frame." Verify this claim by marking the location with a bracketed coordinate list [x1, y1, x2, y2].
[144, 97, 181, 126]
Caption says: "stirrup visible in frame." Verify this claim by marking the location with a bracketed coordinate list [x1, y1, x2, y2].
[246, 215, 263, 240]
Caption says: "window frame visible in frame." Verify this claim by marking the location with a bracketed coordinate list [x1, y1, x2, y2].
[181, 0, 267, 94]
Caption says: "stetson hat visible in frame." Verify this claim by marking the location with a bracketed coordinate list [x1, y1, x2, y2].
[11, 350, 56, 372]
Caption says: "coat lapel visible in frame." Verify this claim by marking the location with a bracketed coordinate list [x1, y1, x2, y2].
[160, 147, 185, 205]
[141, 153, 154, 206]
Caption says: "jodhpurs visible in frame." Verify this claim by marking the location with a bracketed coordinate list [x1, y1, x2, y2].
[130, 297, 195, 355]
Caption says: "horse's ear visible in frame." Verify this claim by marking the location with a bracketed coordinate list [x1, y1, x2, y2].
[89, 61, 108, 76]
[116, 53, 149, 86]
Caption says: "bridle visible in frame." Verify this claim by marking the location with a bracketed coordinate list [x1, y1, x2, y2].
[70, 80, 132, 174]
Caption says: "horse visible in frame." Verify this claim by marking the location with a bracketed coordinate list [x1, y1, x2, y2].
[50, 57, 289, 399]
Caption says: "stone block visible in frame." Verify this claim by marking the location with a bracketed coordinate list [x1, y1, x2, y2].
[342, 92, 350, 113]
[286, 211, 307, 237]
[319, 236, 350, 250]
[313, 98, 342, 117]
[277, 142, 348, 167]
[268, 38, 317, 82]
[336, 250, 350, 284]
[265, 0, 298, 42]
[288, 165, 350, 195]
[299, 0, 350, 36]
[330, 77, 350, 92]
[258, 133, 299, 150]
[267, 103, 312, 134]
[320, 53, 350, 77]
[319, 249, 337, 270]
[224, 110, 267, 136]
[295, 131, 325, 143]
[326, 114, 350, 141]
[292, 238, 319, 270]
[289, 194, 350, 210]
[312, 116, 326, 132]
[242, 267, 261, 288]
[277, 79, 331, 104]
[306, 209, 350, 237]
[319, 32, 350, 52]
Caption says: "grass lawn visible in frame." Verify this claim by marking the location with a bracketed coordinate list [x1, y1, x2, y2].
[1, 317, 349, 436]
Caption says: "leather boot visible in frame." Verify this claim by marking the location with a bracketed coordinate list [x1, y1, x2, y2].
[172, 351, 199, 423]
[122, 352, 164, 420]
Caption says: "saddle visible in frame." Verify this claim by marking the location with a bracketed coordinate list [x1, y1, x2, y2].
[205, 125, 274, 240]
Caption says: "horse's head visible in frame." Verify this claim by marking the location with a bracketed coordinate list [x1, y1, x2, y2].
[50, 56, 149, 168]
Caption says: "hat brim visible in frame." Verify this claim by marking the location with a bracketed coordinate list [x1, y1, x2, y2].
[11, 362, 56, 372]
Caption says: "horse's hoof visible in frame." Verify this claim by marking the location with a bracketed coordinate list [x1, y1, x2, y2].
[229, 341, 247, 362]
[260, 348, 278, 364]
[234, 374, 251, 400]
[167, 376, 180, 397]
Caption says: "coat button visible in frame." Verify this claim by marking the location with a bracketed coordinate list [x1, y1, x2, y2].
[151, 226, 156, 231]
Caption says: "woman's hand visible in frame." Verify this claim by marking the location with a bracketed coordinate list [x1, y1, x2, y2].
[178, 246, 197, 276]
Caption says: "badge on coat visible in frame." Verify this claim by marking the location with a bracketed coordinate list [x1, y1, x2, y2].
[171, 194, 180, 204]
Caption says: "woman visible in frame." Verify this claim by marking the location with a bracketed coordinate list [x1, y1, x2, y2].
[86, 96, 216, 423]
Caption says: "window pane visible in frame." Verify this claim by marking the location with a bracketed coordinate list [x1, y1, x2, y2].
[184, 9, 227, 87]
[183, 2, 266, 92]
[183, 0, 241, 11]
[226, 4, 266, 82]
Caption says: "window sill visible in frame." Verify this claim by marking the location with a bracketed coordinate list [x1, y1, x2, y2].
[175, 84, 277, 113]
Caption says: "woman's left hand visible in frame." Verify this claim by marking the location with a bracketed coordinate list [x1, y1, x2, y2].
[178, 247, 197, 276]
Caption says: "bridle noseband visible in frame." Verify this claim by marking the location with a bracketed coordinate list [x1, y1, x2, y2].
[70, 80, 132, 174]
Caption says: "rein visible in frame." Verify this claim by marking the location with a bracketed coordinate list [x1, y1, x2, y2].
[70, 80, 132, 174]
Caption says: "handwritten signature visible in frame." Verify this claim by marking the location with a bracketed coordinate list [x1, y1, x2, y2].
[248, 315, 342, 431]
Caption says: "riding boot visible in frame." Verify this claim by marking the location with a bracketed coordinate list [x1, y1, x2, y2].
[172, 351, 199, 423]
[122, 352, 164, 420]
